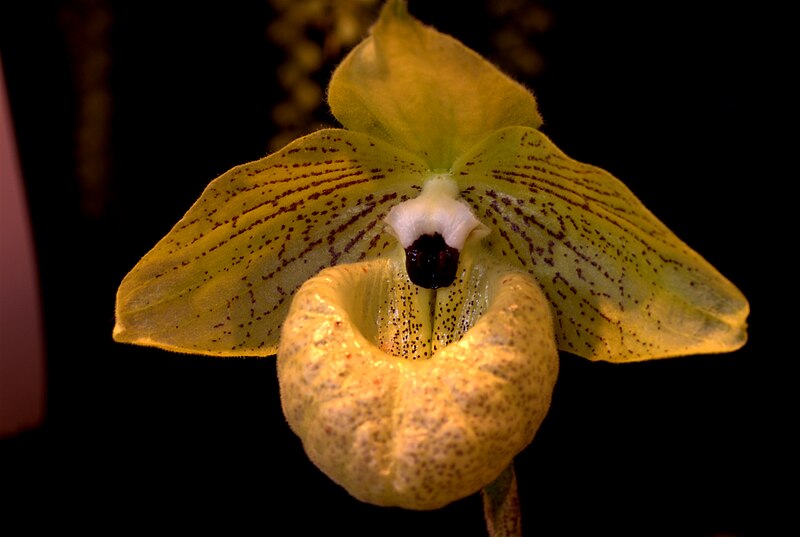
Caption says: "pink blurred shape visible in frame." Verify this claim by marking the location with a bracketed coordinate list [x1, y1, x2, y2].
[0, 56, 46, 437]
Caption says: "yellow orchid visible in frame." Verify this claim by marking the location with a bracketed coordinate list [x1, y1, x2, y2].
[113, 0, 748, 532]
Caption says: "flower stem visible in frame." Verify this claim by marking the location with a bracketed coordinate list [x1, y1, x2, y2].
[481, 462, 522, 537]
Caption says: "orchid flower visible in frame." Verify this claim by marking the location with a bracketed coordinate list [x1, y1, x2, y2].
[113, 0, 748, 532]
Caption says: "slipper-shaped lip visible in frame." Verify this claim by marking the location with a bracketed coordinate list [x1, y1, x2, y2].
[277, 250, 559, 510]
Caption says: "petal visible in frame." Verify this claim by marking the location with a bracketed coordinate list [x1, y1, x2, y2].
[277, 244, 558, 509]
[328, 0, 542, 171]
[452, 126, 749, 362]
[113, 129, 427, 356]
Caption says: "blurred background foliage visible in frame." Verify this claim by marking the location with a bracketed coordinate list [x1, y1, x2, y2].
[0, 1, 788, 535]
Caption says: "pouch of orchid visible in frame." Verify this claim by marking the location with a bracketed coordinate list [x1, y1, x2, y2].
[113, 0, 749, 534]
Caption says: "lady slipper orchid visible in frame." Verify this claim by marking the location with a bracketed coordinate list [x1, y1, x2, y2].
[113, 0, 749, 530]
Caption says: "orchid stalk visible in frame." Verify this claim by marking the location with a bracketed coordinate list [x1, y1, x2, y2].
[113, 1, 748, 534]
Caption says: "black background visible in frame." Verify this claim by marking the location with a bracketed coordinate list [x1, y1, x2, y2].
[1, 1, 790, 535]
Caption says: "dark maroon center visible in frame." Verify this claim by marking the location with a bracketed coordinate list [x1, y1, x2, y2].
[404, 233, 459, 289]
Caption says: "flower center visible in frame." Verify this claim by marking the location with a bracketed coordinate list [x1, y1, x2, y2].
[364, 248, 491, 360]
[384, 175, 488, 289]
[404, 233, 459, 289]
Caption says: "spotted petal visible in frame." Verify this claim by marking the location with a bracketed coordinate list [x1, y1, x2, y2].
[278, 243, 558, 509]
[453, 126, 749, 362]
[113, 129, 427, 356]
[328, 0, 542, 171]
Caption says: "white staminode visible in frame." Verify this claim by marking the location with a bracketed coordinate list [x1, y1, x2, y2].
[384, 175, 489, 250]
